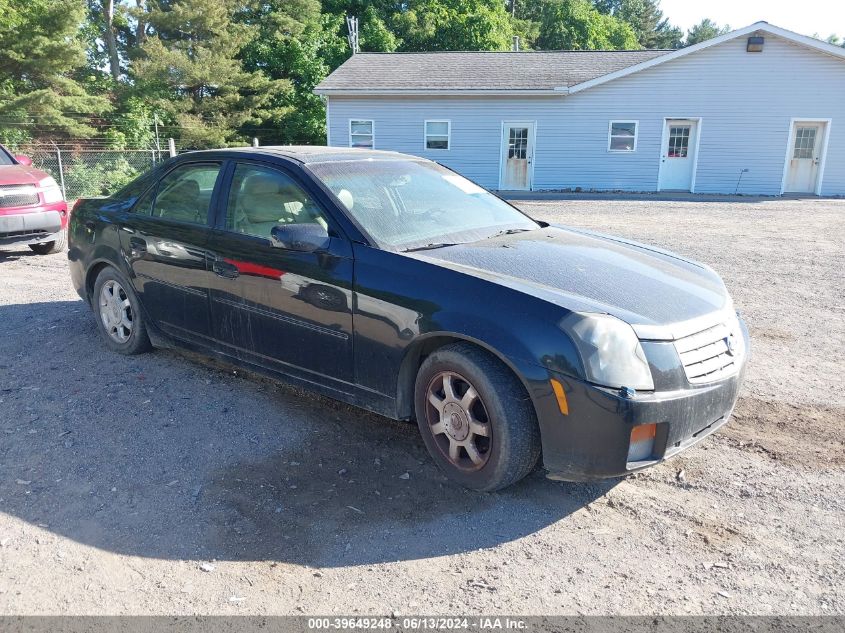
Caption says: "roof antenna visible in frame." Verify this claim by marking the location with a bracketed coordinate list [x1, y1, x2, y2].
[346, 15, 359, 54]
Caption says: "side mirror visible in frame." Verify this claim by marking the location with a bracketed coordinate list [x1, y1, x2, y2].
[14, 155, 32, 167]
[270, 223, 330, 253]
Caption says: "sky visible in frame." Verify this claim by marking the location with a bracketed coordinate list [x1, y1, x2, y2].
[660, 0, 845, 39]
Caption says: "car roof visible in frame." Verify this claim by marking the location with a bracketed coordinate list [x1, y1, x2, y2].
[183, 146, 422, 165]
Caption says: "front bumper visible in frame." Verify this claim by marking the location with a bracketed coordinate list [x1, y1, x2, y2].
[535, 323, 749, 481]
[0, 203, 68, 247]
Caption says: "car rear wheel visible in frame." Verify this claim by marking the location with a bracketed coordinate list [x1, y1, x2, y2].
[414, 343, 541, 491]
[92, 267, 152, 355]
[29, 230, 66, 255]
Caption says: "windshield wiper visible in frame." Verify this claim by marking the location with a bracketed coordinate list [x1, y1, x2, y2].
[403, 242, 461, 252]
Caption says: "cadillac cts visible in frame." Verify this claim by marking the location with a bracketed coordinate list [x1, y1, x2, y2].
[68, 147, 749, 491]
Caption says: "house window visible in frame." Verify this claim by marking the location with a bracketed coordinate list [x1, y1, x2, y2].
[425, 120, 450, 150]
[608, 120, 638, 152]
[349, 120, 374, 148]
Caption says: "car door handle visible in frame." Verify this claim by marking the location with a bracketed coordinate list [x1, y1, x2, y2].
[212, 258, 239, 279]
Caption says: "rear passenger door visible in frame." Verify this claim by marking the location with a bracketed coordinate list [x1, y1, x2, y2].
[118, 161, 223, 341]
[206, 161, 354, 384]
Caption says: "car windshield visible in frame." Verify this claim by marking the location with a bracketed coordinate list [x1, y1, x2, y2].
[307, 159, 537, 250]
[0, 147, 15, 166]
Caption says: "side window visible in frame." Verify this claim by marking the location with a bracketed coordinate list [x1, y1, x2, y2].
[226, 164, 328, 239]
[116, 170, 156, 212]
[132, 185, 156, 216]
[152, 163, 221, 225]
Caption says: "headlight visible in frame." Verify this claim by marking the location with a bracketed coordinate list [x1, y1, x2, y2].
[37, 177, 64, 203]
[41, 186, 64, 203]
[560, 312, 654, 391]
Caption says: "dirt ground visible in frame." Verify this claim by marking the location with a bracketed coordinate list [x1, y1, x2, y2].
[0, 196, 842, 616]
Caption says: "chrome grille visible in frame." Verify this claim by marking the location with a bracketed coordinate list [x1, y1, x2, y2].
[674, 321, 741, 384]
[0, 185, 39, 209]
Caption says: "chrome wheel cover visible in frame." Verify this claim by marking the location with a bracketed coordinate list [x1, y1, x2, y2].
[98, 279, 134, 344]
[425, 371, 492, 471]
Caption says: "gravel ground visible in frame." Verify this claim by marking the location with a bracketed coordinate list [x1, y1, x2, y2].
[0, 197, 842, 615]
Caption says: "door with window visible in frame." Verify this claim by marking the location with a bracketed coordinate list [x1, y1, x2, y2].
[206, 162, 354, 383]
[785, 122, 826, 193]
[658, 120, 698, 191]
[119, 162, 222, 341]
[499, 122, 535, 190]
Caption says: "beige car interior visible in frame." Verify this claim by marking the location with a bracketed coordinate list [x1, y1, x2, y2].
[230, 171, 328, 239]
[155, 178, 205, 224]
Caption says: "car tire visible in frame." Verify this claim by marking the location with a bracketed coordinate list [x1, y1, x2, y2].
[29, 229, 66, 255]
[92, 266, 152, 355]
[414, 342, 541, 492]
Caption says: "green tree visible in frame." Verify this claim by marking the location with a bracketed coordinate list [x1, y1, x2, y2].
[594, 0, 682, 48]
[235, 0, 398, 144]
[685, 19, 729, 46]
[523, 0, 640, 50]
[0, 0, 109, 143]
[822, 33, 845, 48]
[391, 0, 515, 52]
[132, 0, 289, 148]
[240, 3, 350, 144]
[359, 5, 399, 52]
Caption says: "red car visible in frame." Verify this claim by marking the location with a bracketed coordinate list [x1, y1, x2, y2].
[0, 145, 68, 254]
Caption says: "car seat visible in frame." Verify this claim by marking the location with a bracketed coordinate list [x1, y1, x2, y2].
[234, 173, 327, 237]
[157, 179, 203, 223]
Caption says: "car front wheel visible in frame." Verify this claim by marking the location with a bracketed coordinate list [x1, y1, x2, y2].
[414, 343, 541, 491]
[92, 267, 152, 355]
[29, 230, 66, 255]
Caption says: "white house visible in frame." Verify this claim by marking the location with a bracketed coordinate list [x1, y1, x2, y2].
[315, 22, 845, 196]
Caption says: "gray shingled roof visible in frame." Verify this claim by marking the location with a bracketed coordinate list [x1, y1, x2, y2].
[315, 50, 670, 93]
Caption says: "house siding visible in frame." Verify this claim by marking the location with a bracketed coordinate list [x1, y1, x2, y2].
[326, 35, 845, 195]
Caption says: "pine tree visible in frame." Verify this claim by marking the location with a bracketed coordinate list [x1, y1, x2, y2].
[0, 0, 110, 143]
[132, 0, 289, 148]
[685, 19, 730, 46]
[594, 0, 683, 49]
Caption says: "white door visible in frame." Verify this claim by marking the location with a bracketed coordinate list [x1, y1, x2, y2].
[785, 122, 825, 193]
[658, 120, 698, 191]
[500, 122, 535, 190]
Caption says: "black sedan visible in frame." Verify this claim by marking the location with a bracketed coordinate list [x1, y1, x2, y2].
[68, 147, 749, 491]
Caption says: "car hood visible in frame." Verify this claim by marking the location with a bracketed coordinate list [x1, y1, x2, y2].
[0, 164, 49, 186]
[406, 226, 731, 337]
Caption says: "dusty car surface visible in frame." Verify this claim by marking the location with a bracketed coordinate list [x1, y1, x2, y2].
[0, 145, 68, 254]
[68, 146, 749, 491]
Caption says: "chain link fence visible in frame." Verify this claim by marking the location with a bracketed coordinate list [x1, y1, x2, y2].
[14, 140, 321, 202]
[18, 146, 167, 202]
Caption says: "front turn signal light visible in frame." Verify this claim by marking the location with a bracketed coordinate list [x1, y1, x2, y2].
[549, 378, 569, 416]
[628, 423, 657, 462]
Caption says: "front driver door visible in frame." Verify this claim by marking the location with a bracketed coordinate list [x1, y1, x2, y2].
[119, 161, 223, 341]
[206, 161, 354, 384]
